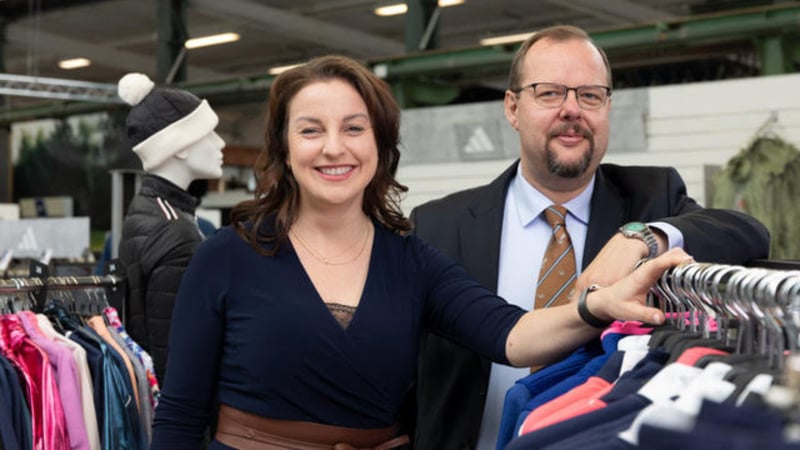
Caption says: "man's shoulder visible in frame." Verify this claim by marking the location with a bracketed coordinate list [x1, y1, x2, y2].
[414, 184, 487, 215]
[411, 160, 517, 220]
[599, 163, 676, 177]
[598, 163, 680, 189]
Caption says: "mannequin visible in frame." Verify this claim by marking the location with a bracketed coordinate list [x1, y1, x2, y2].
[147, 131, 224, 190]
[116, 73, 225, 383]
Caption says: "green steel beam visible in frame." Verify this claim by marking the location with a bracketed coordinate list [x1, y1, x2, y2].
[405, 0, 439, 52]
[156, 0, 188, 84]
[392, 79, 461, 108]
[788, 34, 800, 70]
[376, 3, 800, 79]
[758, 36, 786, 75]
[4, 3, 800, 124]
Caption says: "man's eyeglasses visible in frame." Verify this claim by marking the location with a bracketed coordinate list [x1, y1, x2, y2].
[511, 82, 611, 110]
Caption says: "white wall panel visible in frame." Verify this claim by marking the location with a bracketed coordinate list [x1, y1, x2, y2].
[397, 73, 800, 214]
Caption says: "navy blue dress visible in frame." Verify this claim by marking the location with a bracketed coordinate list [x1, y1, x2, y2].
[151, 222, 525, 448]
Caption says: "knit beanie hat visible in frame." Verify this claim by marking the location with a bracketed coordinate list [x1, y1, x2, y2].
[118, 73, 219, 171]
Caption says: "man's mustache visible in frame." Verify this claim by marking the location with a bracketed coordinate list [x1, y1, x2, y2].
[547, 123, 592, 140]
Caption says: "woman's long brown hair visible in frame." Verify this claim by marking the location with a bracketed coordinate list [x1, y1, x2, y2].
[230, 55, 411, 256]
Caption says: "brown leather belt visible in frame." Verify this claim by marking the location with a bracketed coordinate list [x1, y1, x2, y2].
[214, 404, 410, 450]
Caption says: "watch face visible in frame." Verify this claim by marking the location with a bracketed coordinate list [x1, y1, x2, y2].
[624, 222, 646, 232]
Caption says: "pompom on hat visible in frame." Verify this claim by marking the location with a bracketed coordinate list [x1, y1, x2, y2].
[118, 72, 219, 171]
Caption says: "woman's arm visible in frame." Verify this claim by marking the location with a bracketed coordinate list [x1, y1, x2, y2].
[505, 248, 691, 367]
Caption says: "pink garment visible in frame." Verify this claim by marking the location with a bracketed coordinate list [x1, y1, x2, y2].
[601, 321, 654, 340]
[664, 311, 719, 332]
[35, 314, 101, 450]
[18, 311, 91, 450]
[0, 314, 70, 450]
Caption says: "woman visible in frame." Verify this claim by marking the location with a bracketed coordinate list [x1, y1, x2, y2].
[150, 55, 690, 449]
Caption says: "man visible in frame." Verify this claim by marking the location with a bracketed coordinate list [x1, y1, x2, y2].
[409, 25, 769, 449]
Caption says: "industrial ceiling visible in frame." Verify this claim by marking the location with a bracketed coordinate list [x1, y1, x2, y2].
[1, 0, 799, 121]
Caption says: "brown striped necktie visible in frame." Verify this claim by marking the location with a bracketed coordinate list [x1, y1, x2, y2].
[535, 205, 577, 309]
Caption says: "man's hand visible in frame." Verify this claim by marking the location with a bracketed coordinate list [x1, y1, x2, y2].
[575, 230, 668, 296]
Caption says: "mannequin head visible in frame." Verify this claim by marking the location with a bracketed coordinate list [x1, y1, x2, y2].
[118, 72, 225, 189]
[147, 130, 225, 189]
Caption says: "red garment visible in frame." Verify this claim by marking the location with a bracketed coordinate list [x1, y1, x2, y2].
[675, 346, 729, 366]
[0, 314, 70, 450]
[518, 376, 613, 434]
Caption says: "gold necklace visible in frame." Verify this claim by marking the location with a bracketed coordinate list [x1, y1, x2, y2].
[291, 222, 371, 266]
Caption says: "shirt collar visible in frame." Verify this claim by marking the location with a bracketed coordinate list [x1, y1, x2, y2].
[510, 161, 594, 227]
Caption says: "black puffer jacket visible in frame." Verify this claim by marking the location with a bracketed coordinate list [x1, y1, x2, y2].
[118, 174, 204, 383]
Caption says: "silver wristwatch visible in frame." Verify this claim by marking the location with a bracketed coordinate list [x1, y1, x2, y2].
[618, 222, 658, 258]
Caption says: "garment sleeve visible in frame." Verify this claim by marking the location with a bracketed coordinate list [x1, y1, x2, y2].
[647, 221, 683, 250]
[657, 167, 770, 263]
[141, 219, 203, 380]
[413, 237, 525, 364]
[150, 230, 228, 450]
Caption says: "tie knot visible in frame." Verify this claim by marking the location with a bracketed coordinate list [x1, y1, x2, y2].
[543, 205, 568, 229]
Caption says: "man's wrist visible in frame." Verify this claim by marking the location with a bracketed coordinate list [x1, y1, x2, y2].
[618, 222, 659, 258]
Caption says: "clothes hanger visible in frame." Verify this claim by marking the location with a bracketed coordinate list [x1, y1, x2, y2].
[777, 272, 800, 355]
[663, 263, 739, 361]
[694, 263, 733, 342]
[752, 270, 798, 370]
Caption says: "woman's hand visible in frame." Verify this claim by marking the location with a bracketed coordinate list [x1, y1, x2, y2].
[585, 247, 693, 325]
[506, 248, 693, 367]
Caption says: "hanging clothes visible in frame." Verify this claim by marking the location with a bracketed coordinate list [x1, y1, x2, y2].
[18, 310, 91, 450]
[0, 354, 31, 449]
[0, 273, 154, 450]
[0, 314, 70, 450]
[103, 307, 160, 409]
[502, 263, 800, 449]
[50, 304, 143, 450]
[35, 314, 101, 450]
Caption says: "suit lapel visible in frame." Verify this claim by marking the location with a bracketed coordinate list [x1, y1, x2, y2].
[583, 166, 629, 268]
[458, 162, 517, 292]
[451, 163, 634, 282]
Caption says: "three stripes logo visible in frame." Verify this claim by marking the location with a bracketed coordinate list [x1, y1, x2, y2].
[16, 226, 38, 252]
[456, 122, 502, 161]
[462, 126, 496, 155]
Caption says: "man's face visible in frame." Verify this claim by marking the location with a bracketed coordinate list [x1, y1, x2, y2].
[504, 38, 611, 191]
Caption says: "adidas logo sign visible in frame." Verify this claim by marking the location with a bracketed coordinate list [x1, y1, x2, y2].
[17, 227, 38, 252]
[463, 126, 495, 154]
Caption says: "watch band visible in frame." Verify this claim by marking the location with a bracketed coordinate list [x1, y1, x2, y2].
[577, 284, 613, 329]
[618, 222, 658, 258]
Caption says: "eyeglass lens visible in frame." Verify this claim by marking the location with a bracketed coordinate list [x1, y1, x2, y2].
[531, 83, 608, 109]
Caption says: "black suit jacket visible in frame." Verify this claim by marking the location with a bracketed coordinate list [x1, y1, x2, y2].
[407, 161, 769, 450]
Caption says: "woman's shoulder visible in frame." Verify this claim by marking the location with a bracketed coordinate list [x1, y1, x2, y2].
[205, 224, 240, 241]
[202, 221, 282, 256]
[374, 224, 448, 267]
[197, 225, 246, 252]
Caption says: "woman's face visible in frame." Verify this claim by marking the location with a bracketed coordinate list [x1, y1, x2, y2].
[285, 78, 378, 213]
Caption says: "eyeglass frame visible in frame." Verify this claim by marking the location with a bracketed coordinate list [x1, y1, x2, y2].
[510, 82, 612, 110]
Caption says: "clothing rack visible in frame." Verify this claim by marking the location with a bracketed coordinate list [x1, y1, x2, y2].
[502, 260, 800, 450]
[0, 263, 125, 315]
[652, 261, 800, 370]
[0, 262, 150, 450]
